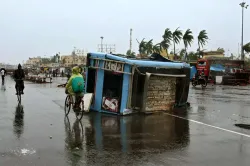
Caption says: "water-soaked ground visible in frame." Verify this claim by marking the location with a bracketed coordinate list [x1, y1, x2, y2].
[1, 76, 250, 166]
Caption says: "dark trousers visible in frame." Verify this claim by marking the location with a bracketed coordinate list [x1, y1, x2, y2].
[15, 80, 24, 92]
[1, 76, 4, 85]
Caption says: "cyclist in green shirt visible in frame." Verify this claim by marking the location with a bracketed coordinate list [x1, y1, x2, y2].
[65, 66, 85, 108]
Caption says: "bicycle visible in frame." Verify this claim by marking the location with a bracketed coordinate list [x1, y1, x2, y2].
[15, 79, 24, 104]
[65, 93, 85, 120]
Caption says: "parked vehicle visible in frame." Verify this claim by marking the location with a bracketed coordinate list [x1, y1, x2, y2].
[194, 57, 248, 85]
[192, 75, 207, 88]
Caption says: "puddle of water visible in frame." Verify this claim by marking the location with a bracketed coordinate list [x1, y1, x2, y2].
[1, 148, 36, 158]
[18, 148, 36, 156]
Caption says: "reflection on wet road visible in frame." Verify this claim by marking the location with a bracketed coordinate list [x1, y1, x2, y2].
[13, 105, 24, 139]
[1, 76, 250, 165]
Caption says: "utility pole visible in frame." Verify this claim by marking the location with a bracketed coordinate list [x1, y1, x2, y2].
[129, 29, 132, 52]
[240, 2, 249, 60]
[100, 36, 104, 52]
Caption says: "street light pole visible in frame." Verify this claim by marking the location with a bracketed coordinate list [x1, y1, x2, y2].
[100, 36, 104, 52]
[240, 2, 249, 60]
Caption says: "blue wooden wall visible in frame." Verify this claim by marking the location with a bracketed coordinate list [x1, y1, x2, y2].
[87, 59, 131, 114]
[120, 64, 131, 114]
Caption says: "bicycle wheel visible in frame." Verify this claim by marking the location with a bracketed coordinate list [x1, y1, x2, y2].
[75, 98, 84, 120]
[201, 79, 207, 88]
[65, 95, 71, 116]
[191, 80, 197, 87]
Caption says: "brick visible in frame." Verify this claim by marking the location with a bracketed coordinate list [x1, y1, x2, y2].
[145, 76, 176, 112]
[147, 96, 164, 100]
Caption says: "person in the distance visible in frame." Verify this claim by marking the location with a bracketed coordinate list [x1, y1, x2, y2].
[13, 64, 25, 95]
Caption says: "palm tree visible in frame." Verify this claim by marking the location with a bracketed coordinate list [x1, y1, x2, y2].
[161, 28, 172, 50]
[126, 50, 136, 57]
[172, 27, 183, 56]
[160, 40, 171, 59]
[160, 28, 173, 59]
[179, 48, 186, 59]
[197, 30, 209, 57]
[160, 40, 169, 51]
[183, 29, 194, 60]
[152, 43, 161, 54]
[162, 28, 172, 43]
[243, 42, 250, 54]
[145, 39, 153, 55]
[137, 38, 147, 55]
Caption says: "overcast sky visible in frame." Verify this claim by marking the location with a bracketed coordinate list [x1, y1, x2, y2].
[0, 0, 249, 64]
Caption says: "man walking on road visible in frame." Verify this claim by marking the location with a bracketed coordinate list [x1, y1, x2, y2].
[0, 68, 6, 85]
[13, 64, 25, 95]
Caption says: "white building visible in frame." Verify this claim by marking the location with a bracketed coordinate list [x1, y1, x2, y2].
[61, 55, 86, 67]
[25, 57, 41, 66]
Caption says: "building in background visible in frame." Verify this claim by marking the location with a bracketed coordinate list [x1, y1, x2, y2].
[24, 47, 88, 68]
[60, 48, 87, 67]
[61, 55, 86, 67]
[40, 63, 60, 68]
[74, 48, 87, 56]
[25, 57, 42, 67]
[202, 51, 225, 59]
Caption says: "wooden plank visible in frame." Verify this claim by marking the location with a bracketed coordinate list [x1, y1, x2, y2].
[146, 72, 186, 78]
[127, 66, 135, 108]
[84, 93, 94, 112]
[96, 59, 99, 67]
[121, 64, 124, 72]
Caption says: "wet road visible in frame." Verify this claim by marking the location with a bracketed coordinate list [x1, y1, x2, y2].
[1, 76, 250, 166]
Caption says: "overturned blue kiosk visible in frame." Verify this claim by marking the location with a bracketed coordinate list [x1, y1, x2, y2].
[85, 52, 190, 115]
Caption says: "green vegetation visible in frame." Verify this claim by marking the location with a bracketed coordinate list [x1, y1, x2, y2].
[136, 28, 208, 60]
[41, 54, 60, 64]
[162, 28, 172, 51]
[41, 58, 51, 64]
[126, 50, 136, 57]
[217, 47, 225, 53]
[183, 29, 194, 59]
[152, 43, 161, 54]
[172, 27, 183, 56]
[197, 30, 209, 52]
[243, 42, 250, 54]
